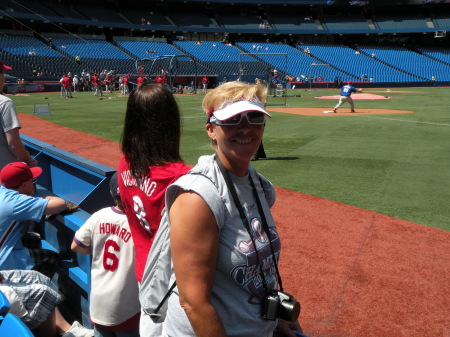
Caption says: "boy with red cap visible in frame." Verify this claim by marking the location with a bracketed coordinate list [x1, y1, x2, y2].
[0, 60, 38, 169]
[0, 162, 67, 273]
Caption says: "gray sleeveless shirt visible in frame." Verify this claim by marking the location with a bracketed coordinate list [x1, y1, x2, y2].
[163, 155, 279, 337]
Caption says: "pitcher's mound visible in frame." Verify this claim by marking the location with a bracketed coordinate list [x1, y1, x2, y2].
[316, 93, 390, 100]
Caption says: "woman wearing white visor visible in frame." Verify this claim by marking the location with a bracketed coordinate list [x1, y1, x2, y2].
[162, 81, 304, 337]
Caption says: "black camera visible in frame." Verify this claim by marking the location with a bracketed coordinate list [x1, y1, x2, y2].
[261, 290, 300, 322]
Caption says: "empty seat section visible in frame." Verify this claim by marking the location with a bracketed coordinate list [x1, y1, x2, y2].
[117, 41, 183, 60]
[358, 45, 446, 81]
[52, 38, 131, 60]
[0, 35, 77, 78]
[174, 41, 263, 75]
[433, 11, 450, 29]
[268, 15, 317, 31]
[72, 3, 127, 23]
[304, 44, 419, 83]
[120, 8, 172, 26]
[169, 10, 215, 28]
[216, 12, 262, 30]
[322, 15, 370, 31]
[373, 14, 429, 30]
[0, 36, 60, 57]
[49, 38, 133, 74]
[238, 42, 336, 82]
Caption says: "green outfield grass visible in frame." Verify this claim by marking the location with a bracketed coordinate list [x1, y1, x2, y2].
[10, 87, 450, 231]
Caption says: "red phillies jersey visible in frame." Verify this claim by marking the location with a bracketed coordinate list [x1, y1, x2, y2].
[118, 157, 190, 282]
[62, 76, 71, 88]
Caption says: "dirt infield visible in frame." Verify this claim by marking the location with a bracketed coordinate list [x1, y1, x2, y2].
[365, 90, 425, 93]
[266, 93, 413, 116]
[267, 107, 413, 116]
[315, 93, 391, 100]
[18, 114, 450, 337]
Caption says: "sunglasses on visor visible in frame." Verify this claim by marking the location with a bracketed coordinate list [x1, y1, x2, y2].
[209, 111, 266, 126]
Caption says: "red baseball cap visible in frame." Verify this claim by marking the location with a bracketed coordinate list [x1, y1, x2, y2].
[348, 81, 353, 84]
[0, 60, 12, 70]
[0, 162, 42, 188]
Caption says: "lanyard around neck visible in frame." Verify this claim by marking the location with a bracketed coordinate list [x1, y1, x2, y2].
[214, 155, 284, 294]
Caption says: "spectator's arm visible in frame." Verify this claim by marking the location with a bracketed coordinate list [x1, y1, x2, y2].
[71, 240, 91, 254]
[44, 196, 67, 215]
[5, 128, 38, 167]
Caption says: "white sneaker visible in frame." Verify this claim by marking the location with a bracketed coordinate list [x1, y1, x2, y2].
[62, 321, 94, 337]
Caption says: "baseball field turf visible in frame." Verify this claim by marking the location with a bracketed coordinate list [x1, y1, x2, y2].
[8, 86, 450, 336]
[9, 87, 450, 231]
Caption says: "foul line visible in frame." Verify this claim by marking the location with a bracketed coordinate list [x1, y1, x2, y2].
[358, 115, 450, 127]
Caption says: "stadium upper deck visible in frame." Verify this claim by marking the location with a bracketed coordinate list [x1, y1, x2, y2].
[1, 0, 450, 84]
[1, 0, 450, 36]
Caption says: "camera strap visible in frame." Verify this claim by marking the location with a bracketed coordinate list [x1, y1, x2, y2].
[214, 155, 284, 295]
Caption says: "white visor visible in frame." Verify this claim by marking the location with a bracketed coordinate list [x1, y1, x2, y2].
[211, 97, 271, 121]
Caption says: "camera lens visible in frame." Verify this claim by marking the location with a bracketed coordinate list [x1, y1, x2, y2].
[279, 300, 300, 322]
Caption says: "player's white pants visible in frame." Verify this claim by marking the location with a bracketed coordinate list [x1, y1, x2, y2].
[95, 86, 102, 97]
[334, 95, 354, 110]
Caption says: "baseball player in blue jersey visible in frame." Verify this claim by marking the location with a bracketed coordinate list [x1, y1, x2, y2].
[333, 81, 357, 113]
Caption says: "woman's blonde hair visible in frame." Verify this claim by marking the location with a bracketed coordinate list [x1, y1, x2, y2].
[202, 81, 268, 116]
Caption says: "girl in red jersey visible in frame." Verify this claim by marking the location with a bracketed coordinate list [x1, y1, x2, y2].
[117, 83, 190, 337]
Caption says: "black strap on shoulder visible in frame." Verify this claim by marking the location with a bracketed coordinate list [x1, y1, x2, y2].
[153, 280, 177, 315]
[153, 171, 216, 315]
[248, 173, 284, 292]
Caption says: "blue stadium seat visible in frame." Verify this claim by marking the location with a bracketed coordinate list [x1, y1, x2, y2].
[0, 291, 11, 319]
[0, 313, 35, 337]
